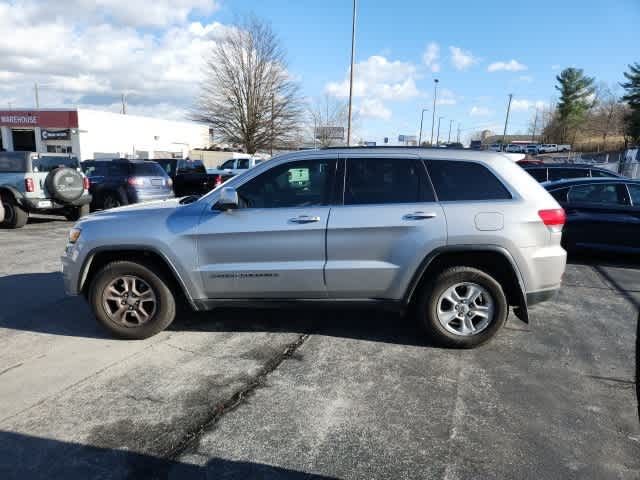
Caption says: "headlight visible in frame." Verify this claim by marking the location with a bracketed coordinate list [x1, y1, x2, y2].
[68, 227, 82, 244]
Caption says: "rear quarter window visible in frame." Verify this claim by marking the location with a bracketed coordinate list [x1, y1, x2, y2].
[0, 153, 25, 172]
[525, 168, 548, 182]
[426, 160, 512, 201]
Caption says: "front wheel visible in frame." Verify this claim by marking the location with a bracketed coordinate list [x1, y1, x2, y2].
[416, 267, 508, 348]
[89, 261, 176, 339]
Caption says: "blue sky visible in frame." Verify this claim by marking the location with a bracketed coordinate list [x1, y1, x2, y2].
[1, 0, 638, 145]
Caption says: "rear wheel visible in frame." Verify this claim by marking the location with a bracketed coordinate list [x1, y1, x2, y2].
[65, 204, 90, 221]
[102, 193, 122, 210]
[416, 266, 508, 348]
[0, 194, 28, 229]
[89, 261, 176, 339]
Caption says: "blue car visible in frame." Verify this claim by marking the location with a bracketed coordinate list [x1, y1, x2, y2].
[544, 177, 640, 253]
[81, 159, 174, 210]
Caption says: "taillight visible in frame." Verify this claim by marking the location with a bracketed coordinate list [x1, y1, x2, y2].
[214, 175, 222, 187]
[539, 208, 566, 232]
[83, 176, 90, 190]
[127, 177, 145, 187]
[25, 177, 35, 192]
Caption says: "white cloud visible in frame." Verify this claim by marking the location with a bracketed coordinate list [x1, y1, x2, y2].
[449, 46, 477, 71]
[436, 88, 459, 106]
[422, 42, 440, 72]
[0, 0, 231, 118]
[358, 98, 391, 120]
[519, 75, 534, 83]
[487, 60, 527, 72]
[470, 106, 492, 117]
[510, 99, 545, 111]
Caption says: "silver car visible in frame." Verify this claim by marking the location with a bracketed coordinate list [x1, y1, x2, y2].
[61, 148, 566, 348]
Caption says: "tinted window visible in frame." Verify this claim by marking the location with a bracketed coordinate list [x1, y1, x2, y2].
[131, 163, 167, 177]
[0, 152, 25, 172]
[427, 160, 511, 201]
[549, 187, 569, 203]
[590, 169, 617, 178]
[526, 168, 548, 182]
[237, 159, 335, 208]
[344, 158, 432, 205]
[108, 163, 129, 176]
[32, 156, 79, 172]
[177, 159, 206, 174]
[548, 168, 589, 181]
[237, 158, 250, 169]
[568, 184, 622, 205]
[627, 184, 640, 206]
[155, 159, 174, 174]
[220, 159, 235, 169]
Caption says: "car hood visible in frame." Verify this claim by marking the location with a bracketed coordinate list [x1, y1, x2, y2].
[92, 198, 183, 216]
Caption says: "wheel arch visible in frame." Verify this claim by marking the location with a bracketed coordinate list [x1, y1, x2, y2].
[79, 247, 197, 310]
[0, 185, 24, 204]
[404, 246, 528, 323]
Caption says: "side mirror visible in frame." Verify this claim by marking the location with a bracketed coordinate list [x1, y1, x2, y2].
[216, 187, 239, 211]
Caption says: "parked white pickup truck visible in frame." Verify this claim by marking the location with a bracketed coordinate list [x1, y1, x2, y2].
[206, 156, 265, 180]
[538, 144, 571, 153]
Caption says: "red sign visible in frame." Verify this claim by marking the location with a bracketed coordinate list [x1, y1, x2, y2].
[0, 110, 79, 128]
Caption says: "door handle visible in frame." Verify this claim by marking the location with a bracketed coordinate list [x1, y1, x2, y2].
[289, 215, 321, 224]
[404, 211, 437, 220]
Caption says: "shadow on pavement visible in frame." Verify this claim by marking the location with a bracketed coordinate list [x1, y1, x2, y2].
[0, 430, 339, 480]
[26, 216, 69, 225]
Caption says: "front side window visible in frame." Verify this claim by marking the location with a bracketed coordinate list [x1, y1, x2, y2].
[0, 153, 25, 172]
[220, 159, 235, 169]
[427, 160, 512, 201]
[628, 184, 640, 206]
[237, 159, 335, 208]
[567, 184, 622, 205]
[237, 158, 250, 169]
[344, 158, 432, 205]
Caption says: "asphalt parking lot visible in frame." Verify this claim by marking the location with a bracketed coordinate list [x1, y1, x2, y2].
[0, 216, 638, 479]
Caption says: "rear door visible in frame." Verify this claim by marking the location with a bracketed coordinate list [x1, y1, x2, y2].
[325, 154, 446, 299]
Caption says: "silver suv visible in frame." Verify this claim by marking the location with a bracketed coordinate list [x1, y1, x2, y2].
[0, 151, 92, 228]
[61, 148, 566, 348]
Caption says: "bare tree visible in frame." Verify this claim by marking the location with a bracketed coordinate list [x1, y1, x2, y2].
[307, 95, 348, 147]
[193, 17, 302, 153]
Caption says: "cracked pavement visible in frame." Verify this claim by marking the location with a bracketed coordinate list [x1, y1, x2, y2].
[0, 216, 638, 479]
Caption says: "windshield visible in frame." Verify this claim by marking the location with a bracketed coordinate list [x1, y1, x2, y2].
[32, 156, 80, 172]
[178, 159, 206, 174]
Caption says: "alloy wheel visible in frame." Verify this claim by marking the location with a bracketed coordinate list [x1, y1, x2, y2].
[101, 275, 157, 327]
[436, 282, 495, 336]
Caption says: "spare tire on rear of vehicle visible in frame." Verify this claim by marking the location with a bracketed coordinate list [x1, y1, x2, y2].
[45, 167, 84, 204]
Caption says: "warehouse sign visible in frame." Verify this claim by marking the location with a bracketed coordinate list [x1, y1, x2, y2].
[315, 126, 344, 140]
[0, 110, 79, 128]
[41, 129, 71, 140]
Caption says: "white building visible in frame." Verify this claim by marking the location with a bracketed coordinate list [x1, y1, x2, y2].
[0, 108, 210, 159]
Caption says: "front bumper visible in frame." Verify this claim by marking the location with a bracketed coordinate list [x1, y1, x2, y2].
[23, 194, 92, 211]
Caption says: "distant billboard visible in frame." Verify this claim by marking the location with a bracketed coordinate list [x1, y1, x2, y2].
[364, 141, 376, 147]
[315, 126, 344, 140]
[398, 135, 417, 143]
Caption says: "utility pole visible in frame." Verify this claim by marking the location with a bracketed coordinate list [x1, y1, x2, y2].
[418, 108, 428, 146]
[346, 0, 357, 147]
[447, 119, 453, 144]
[456, 123, 461, 143]
[270, 94, 275, 156]
[502, 93, 513, 145]
[121, 94, 127, 115]
[531, 108, 538, 142]
[436, 116, 444, 145]
[430, 79, 439, 145]
[34, 83, 40, 109]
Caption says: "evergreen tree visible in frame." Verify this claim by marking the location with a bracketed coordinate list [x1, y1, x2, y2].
[555, 68, 595, 143]
[620, 62, 640, 144]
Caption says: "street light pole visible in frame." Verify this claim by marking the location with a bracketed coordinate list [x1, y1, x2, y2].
[447, 119, 453, 144]
[34, 83, 40, 109]
[430, 79, 439, 145]
[436, 116, 444, 145]
[502, 93, 513, 146]
[346, 0, 357, 147]
[418, 108, 429, 146]
[457, 123, 461, 143]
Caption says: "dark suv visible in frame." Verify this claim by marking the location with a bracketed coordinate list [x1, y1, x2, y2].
[81, 159, 173, 210]
[153, 158, 220, 197]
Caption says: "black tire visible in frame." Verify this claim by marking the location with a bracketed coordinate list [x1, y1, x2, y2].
[89, 261, 176, 339]
[65, 204, 90, 222]
[101, 192, 122, 210]
[0, 193, 28, 229]
[45, 167, 84, 203]
[416, 266, 508, 349]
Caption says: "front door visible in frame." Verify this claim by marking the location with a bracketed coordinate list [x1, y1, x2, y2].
[196, 157, 337, 298]
[325, 155, 446, 299]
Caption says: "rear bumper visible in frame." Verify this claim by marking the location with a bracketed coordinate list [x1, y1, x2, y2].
[22, 194, 92, 211]
[128, 189, 174, 203]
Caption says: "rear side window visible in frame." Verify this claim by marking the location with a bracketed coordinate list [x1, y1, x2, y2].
[177, 159, 206, 174]
[628, 184, 640, 206]
[344, 158, 433, 205]
[237, 158, 250, 169]
[590, 169, 617, 178]
[548, 168, 589, 181]
[219, 159, 235, 169]
[567, 183, 622, 205]
[526, 168, 548, 182]
[427, 160, 511, 201]
[32, 156, 79, 172]
[131, 163, 167, 177]
[0, 152, 25, 172]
